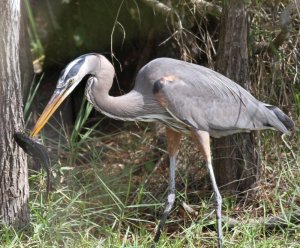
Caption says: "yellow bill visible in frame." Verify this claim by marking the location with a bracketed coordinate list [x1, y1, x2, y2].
[30, 84, 75, 137]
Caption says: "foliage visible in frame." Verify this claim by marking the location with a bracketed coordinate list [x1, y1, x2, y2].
[23, 74, 43, 127]
[4, 0, 299, 247]
[1, 126, 299, 247]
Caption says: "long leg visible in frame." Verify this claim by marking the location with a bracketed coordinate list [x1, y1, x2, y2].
[154, 127, 181, 242]
[193, 130, 222, 248]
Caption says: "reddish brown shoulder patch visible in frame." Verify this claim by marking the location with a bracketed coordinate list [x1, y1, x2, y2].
[153, 75, 178, 108]
[154, 91, 168, 108]
[162, 75, 178, 82]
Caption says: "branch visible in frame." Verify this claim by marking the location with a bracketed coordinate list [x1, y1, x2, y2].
[141, 0, 222, 17]
[232, 211, 300, 229]
[141, 0, 174, 16]
[271, 0, 299, 51]
[254, 0, 300, 54]
[213, 211, 300, 229]
[191, 0, 222, 16]
[181, 202, 300, 229]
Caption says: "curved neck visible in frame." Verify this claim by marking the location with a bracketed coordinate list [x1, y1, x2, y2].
[88, 86, 147, 121]
[84, 54, 164, 121]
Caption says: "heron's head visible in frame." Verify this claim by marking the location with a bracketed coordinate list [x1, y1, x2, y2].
[30, 54, 99, 137]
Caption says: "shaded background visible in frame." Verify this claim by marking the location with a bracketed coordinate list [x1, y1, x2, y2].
[15, 1, 299, 246]
[27, 0, 299, 127]
[28, 0, 223, 133]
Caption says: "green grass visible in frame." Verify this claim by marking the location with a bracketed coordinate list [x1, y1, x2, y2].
[1, 119, 299, 247]
[12, 1, 299, 246]
[24, 0, 44, 60]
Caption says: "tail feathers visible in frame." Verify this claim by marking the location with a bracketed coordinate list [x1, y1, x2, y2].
[265, 104, 295, 133]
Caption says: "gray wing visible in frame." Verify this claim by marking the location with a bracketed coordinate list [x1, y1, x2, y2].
[149, 62, 287, 137]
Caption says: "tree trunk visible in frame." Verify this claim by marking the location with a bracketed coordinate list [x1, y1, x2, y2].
[213, 0, 259, 193]
[19, 0, 33, 100]
[0, 0, 30, 228]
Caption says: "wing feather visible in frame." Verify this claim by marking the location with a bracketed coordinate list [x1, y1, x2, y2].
[136, 58, 289, 137]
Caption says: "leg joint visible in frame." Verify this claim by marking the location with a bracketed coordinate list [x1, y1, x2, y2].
[167, 193, 175, 204]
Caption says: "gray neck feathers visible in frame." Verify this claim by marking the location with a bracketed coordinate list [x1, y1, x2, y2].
[86, 84, 147, 121]
[84, 54, 166, 122]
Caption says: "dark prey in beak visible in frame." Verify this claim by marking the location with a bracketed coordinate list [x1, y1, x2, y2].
[14, 132, 52, 199]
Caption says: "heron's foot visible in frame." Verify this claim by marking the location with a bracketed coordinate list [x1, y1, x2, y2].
[215, 193, 223, 248]
[153, 223, 163, 243]
[153, 192, 175, 243]
[217, 237, 222, 248]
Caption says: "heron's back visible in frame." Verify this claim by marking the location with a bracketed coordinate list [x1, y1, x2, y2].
[135, 58, 294, 137]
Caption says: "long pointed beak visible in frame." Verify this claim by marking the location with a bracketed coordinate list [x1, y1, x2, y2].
[30, 85, 74, 137]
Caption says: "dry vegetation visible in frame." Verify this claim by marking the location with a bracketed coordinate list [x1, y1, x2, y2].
[1, 0, 299, 247]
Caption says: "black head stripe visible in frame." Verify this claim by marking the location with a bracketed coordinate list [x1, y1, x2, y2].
[58, 68, 66, 79]
[65, 57, 85, 81]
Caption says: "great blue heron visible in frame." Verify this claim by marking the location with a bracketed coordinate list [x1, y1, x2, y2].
[30, 53, 294, 247]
